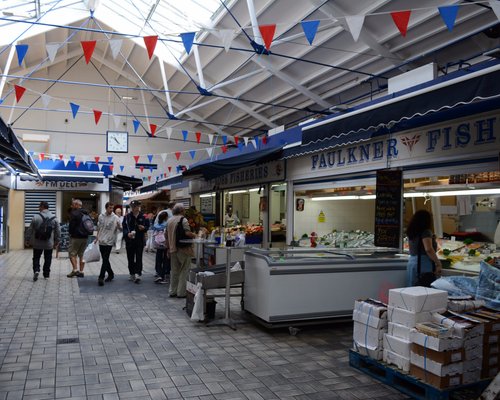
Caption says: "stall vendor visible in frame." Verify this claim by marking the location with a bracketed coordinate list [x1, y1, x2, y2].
[224, 205, 240, 227]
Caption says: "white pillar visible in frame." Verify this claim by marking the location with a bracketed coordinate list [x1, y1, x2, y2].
[286, 180, 294, 246]
[100, 192, 110, 213]
[431, 196, 443, 238]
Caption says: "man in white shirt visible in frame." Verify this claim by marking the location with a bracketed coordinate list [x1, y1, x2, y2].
[96, 202, 121, 286]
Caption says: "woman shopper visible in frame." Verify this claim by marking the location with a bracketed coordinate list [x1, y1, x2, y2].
[96, 202, 121, 286]
[153, 211, 170, 284]
[406, 209, 442, 287]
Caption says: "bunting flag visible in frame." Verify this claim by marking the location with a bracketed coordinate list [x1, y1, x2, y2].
[46, 43, 58, 63]
[119, 165, 124, 172]
[345, 15, 365, 42]
[70, 155, 75, 163]
[38, 153, 45, 162]
[75, 161, 81, 168]
[254, 137, 260, 148]
[133, 155, 140, 163]
[15, 44, 29, 66]
[160, 153, 167, 162]
[222, 135, 227, 145]
[109, 165, 114, 172]
[243, 137, 249, 146]
[182, 130, 188, 141]
[133, 119, 140, 133]
[438, 6, 459, 31]
[113, 115, 121, 129]
[51, 154, 57, 162]
[175, 152, 181, 160]
[250, 138, 257, 148]
[168, 166, 172, 172]
[206, 147, 213, 157]
[70, 102, 80, 118]
[139, 166, 144, 173]
[94, 156, 100, 164]
[214, 29, 234, 52]
[147, 154, 153, 163]
[189, 150, 196, 159]
[180, 32, 196, 54]
[166, 127, 172, 139]
[491, 1, 500, 20]
[208, 134, 214, 145]
[109, 39, 123, 59]
[195, 131, 201, 143]
[107, 156, 113, 163]
[149, 167, 154, 173]
[93, 109, 102, 124]
[221, 145, 228, 154]
[262, 136, 268, 145]
[391, 10, 411, 37]
[149, 124, 157, 136]
[259, 24, 276, 50]
[14, 85, 26, 102]
[238, 142, 244, 152]
[28, 151, 34, 157]
[143, 36, 158, 59]
[81, 40, 96, 64]
[41, 94, 51, 107]
[59, 154, 64, 160]
[301, 20, 320, 45]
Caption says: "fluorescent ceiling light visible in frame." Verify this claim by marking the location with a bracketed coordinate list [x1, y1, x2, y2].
[228, 190, 247, 194]
[199, 193, 215, 198]
[429, 189, 500, 197]
[122, 96, 136, 100]
[248, 188, 260, 192]
[360, 195, 376, 199]
[312, 195, 359, 201]
[404, 192, 426, 198]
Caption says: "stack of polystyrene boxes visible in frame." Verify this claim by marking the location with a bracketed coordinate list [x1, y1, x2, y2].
[352, 299, 387, 360]
[384, 287, 448, 372]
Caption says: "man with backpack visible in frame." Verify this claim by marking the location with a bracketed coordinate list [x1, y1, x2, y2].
[165, 203, 195, 298]
[67, 199, 94, 278]
[122, 200, 149, 283]
[26, 201, 60, 281]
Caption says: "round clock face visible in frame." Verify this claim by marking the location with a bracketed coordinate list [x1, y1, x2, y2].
[107, 131, 128, 153]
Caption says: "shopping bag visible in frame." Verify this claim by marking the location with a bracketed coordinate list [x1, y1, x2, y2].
[82, 242, 101, 263]
[191, 283, 205, 321]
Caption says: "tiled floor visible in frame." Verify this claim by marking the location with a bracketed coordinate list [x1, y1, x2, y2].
[0, 250, 409, 400]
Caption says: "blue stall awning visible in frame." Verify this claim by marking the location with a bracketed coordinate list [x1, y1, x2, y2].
[139, 174, 183, 193]
[0, 117, 39, 175]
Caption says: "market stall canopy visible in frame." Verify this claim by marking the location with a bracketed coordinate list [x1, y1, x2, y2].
[284, 61, 500, 159]
[139, 174, 183, 193]
[109, 174, 143, 191]
[123, 190, 162, 206]
[35, 170, 104, 183]
[0, 117, 38, 175]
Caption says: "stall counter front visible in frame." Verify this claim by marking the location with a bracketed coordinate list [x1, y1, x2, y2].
[244, 248, 407, 325]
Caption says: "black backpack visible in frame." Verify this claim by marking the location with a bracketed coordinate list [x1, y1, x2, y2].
[34, 213, 55, 240]
[176, 217, 191, 248]
[77, 212, 94, 236]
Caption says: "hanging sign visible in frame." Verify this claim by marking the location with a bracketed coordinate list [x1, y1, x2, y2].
[15, 177, 109, 192]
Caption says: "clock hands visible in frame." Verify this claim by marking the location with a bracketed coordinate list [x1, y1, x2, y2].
[114, 137, 120, 144]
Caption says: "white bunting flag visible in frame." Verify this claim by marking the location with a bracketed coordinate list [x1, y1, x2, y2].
[109, 39, 123, 59]
[215, 29, 235, 52]
[41, 94, 51, 107]
[345, 15, 365, 42]
[113, 115, 121, 129]
[243, 137, 249, 146]
[63, 159, 69, 167]
[250, 138, 257, 149]
[80, 156, 88, 165]
[208, 134, 214, 145]
[46, 44, 59, 63]
[160, 153, 167, 163]
[490, 1, 500, 21]
[206, 147, 213, 157]
[51, 154, 57, 161]
[166, 127, 172, 140]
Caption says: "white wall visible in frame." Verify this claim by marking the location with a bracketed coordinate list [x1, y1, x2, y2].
[293, 196, 375, 238]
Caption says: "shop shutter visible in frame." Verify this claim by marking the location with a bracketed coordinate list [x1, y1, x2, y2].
[24, 191, 56, 226]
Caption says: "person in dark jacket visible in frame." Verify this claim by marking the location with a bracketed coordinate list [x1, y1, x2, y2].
[122, 200, 150, 283]
[67, 199, 91, 278]
[25, 201, 61, 281]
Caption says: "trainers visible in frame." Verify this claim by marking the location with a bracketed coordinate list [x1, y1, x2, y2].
[154, 277, 162, 283]
[43, 276, 49, 280]
[134, 274, 141, 284]
[76, 271, 84, 278]
[128, 274, 135, 281]
[33, 272, 39, 282]
[98, 278, 104, 286]
[159, 280, 168, 284]
[104, 275, 114, 282]
[67, 270, 78, 278]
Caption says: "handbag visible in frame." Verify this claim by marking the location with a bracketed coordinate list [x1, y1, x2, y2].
[416, 234, 436, 287]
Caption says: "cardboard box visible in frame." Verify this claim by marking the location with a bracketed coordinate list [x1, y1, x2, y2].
[388, 287, 448, 313]
[352, 342, 383, 360]
[384, 334, 411, 358]
[464, 359, 482, 372]
[464, 335, 483, 350]
[411, 343, 464, 364]
[383, 349, 410, 372]
[353, 310, 387, 329]
[465, 345, 483, 361]
[388, 322, 412, 341]
[410, 364, 462, 389]
[388, 306, 444, 328]
[411, 329, 464, 351]
[485, 333, 499, 344]
[466, 307, 500, 333]
[447, 299, 485, 313]
[410, 353, 463, 376]
[431, 311, 484, 339]
[481, 366, 499, 379]
[354, 299, 387, 319]
[462, 369, 481, 385]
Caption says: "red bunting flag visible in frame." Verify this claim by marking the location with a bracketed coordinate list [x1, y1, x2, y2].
[259, 24, 277, 50]
[93, 109, 102, 124]
[94, 156, 100, 164]
[81, 41, 97, 64]
[221, 145, 227, 154]
[148, 176, 151, 181]
[143, 36, 158, 59]
[14, 85, 26, 102]
[175, 152, 181, 161]
[234, 136, 239, 145]
[262, 136, 268, 145]
[195, 131, 201, 143]
[38, 153, 45, 162]
[140, 166, 144, 173]
[133, 155, 140, 164]
[75, 161, 81, 168]
[59, 154, 64, 160]
[109, 165, 114, 171]
[150, 124, 157, 136]
[391, 10, 411, 37]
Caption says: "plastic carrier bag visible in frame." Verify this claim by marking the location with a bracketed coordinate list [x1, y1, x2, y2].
[191, 283, 205, 321]
[82, 242, 101, 263]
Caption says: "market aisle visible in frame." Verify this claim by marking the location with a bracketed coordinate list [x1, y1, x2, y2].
[0, 250, 409, 400]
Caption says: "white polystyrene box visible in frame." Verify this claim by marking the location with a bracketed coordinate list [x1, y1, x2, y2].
[388, 306, 444, 328]
[388, 287, 448, 313]
[353, 310, 387, 329]
[383, 349, 410, 372]
[353, 321, 385, 346]
[410, 353, 464, 376]
[384, 334, 411, 358]
[411, 329, 464, 352]
[388, 322, 412, 340]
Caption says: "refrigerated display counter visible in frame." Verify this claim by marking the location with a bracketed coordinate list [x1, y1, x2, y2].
[244, 248, 407, 326]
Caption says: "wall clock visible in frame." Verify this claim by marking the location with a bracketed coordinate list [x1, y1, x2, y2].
[106, 131, 128, 153]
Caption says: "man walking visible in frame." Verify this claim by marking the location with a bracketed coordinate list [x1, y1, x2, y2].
[26, 201, 60, 281]
[96, 202, 121, 286]
[122, 200, 149, 283]
[67, 199, 92, 278]
[165, 203, 195, 298]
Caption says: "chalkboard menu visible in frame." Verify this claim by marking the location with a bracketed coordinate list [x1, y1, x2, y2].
[374, 169, 402, 248]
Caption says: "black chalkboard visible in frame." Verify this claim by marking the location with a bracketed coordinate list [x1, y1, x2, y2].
[374, 169, 402, 248]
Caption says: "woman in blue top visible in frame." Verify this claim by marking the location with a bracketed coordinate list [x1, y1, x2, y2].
[406, 210, 442, 286]
[153, 211, 170, 283]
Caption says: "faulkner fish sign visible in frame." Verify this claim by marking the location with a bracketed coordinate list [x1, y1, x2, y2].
[305, 113, 498, 175]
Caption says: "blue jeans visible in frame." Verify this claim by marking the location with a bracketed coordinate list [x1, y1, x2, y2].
[407, 254, 434, 286]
